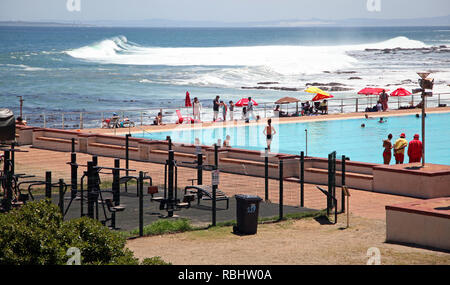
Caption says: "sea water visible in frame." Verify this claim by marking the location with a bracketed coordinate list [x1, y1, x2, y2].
[1, 26, 450, 117]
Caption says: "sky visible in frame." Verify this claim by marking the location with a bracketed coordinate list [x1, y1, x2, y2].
[0, 0, 449, 23]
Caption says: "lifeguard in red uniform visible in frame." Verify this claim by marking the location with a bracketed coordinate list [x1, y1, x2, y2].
[407, 134, 423, 163]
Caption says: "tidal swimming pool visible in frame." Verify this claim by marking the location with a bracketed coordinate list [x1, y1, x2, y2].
[133, 112, 450, 165]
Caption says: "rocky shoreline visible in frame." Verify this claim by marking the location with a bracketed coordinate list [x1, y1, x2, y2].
[242, 81, 354, 92]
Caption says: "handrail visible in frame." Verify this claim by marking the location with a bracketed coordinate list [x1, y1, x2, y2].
[16, 92, 450, 130]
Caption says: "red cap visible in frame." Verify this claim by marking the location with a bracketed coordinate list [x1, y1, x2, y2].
[414, 134, 420, 138]
[400, 133, 406, 138]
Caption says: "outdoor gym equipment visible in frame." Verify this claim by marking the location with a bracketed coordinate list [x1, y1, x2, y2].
[151, 149, 193, 218]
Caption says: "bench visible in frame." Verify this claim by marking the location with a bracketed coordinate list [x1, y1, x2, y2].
[150, 149, 204, 159]
[184, 185, 229, 209]
[89, 142, 138, 152]
[220, 157, 278, 168]
[35, 136, 78, 144]
[305, 167, 373, 180]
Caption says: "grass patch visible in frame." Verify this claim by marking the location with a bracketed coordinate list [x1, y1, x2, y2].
[130, 219, 193, 236]
[127, 210, 326, 239]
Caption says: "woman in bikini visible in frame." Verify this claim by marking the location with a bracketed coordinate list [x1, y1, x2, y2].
[263, 119, 276, 151]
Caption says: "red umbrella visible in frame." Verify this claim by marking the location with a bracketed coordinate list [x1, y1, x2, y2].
[185, 91, 192, 107]
[390, 88, 411, 96]
[235, 98, 259, 107]
[358, 87, 389, 95]
[312, 93, 334, 101]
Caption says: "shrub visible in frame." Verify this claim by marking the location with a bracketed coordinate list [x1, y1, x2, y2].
[0, 200, 166, 265]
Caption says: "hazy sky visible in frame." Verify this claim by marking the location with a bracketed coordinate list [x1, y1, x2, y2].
[1, 0, 449, 22]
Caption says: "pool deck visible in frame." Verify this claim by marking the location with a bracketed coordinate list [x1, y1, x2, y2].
[83, 106, 450, 136]
[14, 147, 422, 221]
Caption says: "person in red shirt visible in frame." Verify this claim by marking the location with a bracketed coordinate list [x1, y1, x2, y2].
[407, 134, 423, 163]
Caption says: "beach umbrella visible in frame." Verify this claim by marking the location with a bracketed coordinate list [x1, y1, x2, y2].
[235, 98, 259, 107]
[304, 86, 330, 96]
[275, 97, 300, 113]
[357, 87, 389, 95]
[311, 93, 334, 101]
[185, 91, 192, 107]
[390, 88, 411, 96]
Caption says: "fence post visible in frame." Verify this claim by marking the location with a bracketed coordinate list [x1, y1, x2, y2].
[438, 93, 441, 106]
[140, 111, 143, 126]
[59, 179, 65, 217]
[43, 113, 46, 128]
[300, 151, 304, 207]
[139, 171, 144, 237]
[62, 113, 65, 129]
[279, 159, 284, 220]
[45, 171, 52, 200]
[264, 148, 269, 201]
[340, 99, 344, 113]
[355, 98, 359, 113]
[125, 134, 130, 193]
[80, 112, 83, 129]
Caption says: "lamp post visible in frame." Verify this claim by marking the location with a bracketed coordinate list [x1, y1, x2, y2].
[415, 72, 434, 168]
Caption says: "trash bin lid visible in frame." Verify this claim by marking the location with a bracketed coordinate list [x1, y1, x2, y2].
[235, 194, 262, 201]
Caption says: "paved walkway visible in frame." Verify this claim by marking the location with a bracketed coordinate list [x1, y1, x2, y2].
[14, 147, 421, 220]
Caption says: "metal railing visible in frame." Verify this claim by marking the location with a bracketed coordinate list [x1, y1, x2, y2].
[18, 93, 450, 130]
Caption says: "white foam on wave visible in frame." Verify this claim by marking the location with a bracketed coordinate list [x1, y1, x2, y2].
[3, 64, 46, 71]
[66, 36, 428, 76]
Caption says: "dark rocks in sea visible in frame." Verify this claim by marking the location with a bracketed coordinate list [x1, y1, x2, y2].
[348, 77, 362, 80]
[306, 82, 345, 86]
[335, 71, 356, 74]
[257, 81, 279, 85]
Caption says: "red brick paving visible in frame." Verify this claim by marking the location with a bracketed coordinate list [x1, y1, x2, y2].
[14, 147, 421, 220]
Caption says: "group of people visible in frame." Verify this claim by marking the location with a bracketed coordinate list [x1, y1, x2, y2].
[102, 113, 135, 128]
[365, 90, 389, 113]
[382, 133, 423, 165]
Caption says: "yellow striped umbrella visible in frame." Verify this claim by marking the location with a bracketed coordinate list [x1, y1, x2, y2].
[304, 86, 331, 96]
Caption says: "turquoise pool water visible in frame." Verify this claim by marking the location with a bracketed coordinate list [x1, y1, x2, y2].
[134, 113, 450, 165]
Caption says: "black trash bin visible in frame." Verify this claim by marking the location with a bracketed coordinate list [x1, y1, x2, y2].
[234, 194, 262, 235]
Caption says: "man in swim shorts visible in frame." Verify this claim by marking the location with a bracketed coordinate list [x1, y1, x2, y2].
[382, 134, 393, 164]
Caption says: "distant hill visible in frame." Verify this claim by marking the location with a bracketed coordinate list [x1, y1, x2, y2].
[1, 15, 449, 28]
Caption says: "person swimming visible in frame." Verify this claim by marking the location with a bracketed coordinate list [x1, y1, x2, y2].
[378, 117, 386, 123]
[361, 123, 365, 127]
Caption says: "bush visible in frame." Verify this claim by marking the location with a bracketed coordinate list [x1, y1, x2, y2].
[0, 200, 166, 265]
[141, 257, 172, 265]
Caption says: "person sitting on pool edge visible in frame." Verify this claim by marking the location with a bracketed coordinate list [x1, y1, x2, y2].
[393, 133, 408, 164]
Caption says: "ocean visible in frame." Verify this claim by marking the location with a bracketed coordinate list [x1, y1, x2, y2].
[1, 26, 450, 124]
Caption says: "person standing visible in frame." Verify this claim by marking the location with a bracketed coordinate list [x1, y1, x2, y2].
[263, 118, 276, 151]
[247, 97, 255, 120]
[221, 100, 227, 121]
[407, 134, 423, 163]
[393, 133, 408, 164]
[380, 90, 389, 111]
[382, 134, 393, 165]
[193, 97, 202, 121]
[213, 96, 220, 122]
[229, 101, 234, 121]
[242, 107, 249, 123]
